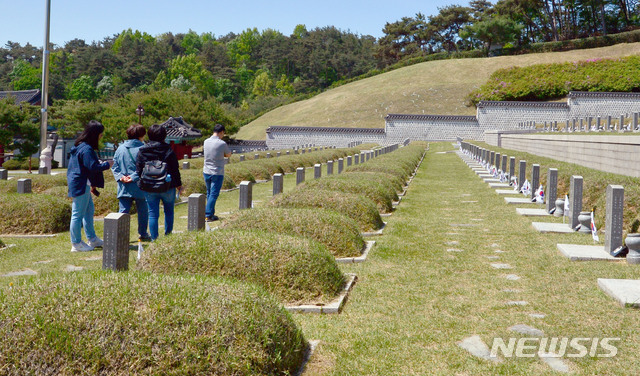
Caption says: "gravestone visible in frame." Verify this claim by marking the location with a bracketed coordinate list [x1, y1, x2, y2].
[607, 115, 612, 131]
[0, 169, 7, 180]
[597, 116, 602, 130]
[495, 153, 501, 168]
[266, 153, 272, 158]
[605, 185, 624, 254]
[272, 173, 283, 195]
[239, 155, 245, 161]
[296, 167, 305, 185]
[501, 155, 507, 173]
[286, 150, 290, 155]
[634, 113, 639, 131]
[102, 213, 130, 271]
[619, 115, 625, 133]
[354, 154, 360, 165]
[254, 153, 260, 159]
[187, 193, 206, 231]
[546, 168, 558, 213]
[565, 120, 570, 132]
[518, 160, 526, 191]
[327, 160, 334, 175]
[346, 155, 352, 167]
[490, 151, 495, 166]
[183, 154, 189, 160]
[239, 181, 253, 210]
[276, 152, 281, 157]
[17, 178, 31, 194]
[314, 164, 322, 179]
[338, 158, 344, 173]
[569, 176, 583, 229]
[182, 161, 190, 169]
[531, 164, 540, 199]
[38, 166, 49, 174]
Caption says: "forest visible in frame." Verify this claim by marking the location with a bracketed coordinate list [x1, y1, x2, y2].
[1, 0, 639, 148]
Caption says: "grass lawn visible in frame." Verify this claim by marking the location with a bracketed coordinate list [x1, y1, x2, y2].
[2, 145, 639, 374]
[297, 142, 639, 375]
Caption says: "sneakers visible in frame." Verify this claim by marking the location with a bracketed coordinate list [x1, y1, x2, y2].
[139, 235, 152, 242]
[71, 241, 94, 252]
[205, 215, 220, 222]
[87, 237, 104, 248]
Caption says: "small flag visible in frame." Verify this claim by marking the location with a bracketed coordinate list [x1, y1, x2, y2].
[534, 185, 545, 203]
[591, 211, 599, 242]
[511, 176, 518, 190]
[520, 179, 531, 196]
[564, 194, 570, 216]
[137, 240, 144, 261]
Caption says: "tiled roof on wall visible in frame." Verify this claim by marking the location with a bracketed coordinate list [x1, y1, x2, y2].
[266, 126, 385, 134]
[228, 139, 267, 147]
[385, 114, 478, 122]
[569, 91, 640, 99]
[477, 100, 569, 109]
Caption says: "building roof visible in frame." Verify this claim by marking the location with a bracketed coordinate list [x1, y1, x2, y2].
[385, 114, 478, 122]
[568, 91, 640, 99]
[0, 89, 41, 105]
[477, 100, 569, 109]
[160, 116, 202, 141]
[228, 139, 268, 147]
[266, 125, 385, 134]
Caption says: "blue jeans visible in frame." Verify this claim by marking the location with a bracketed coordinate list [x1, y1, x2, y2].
[145, 188, 176, 240]
[70, 189, 97, 244]
[118, 196, 150, 238]
[204, 174, 224, 218]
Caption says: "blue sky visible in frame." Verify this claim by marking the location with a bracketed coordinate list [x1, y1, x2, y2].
[1, 0, 458, 47]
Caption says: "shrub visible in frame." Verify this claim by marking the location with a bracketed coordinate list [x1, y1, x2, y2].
[139, 229, 346, 304]
[0, 193, 71, 234]
[0, 271, 308, 375]
[221, 207, 365, 257]
[270, 188, 384, 231]
[301, 176, 397, 213]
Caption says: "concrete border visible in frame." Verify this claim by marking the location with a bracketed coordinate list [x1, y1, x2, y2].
[362, 222, 387, 237]
[286, 273, 357, 314]
[294, 339, 321, 376]
[598, 278, 640, 308]
[336, 241, 376, 263]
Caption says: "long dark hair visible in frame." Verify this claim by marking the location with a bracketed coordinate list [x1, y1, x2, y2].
[75, 120, 105, 150]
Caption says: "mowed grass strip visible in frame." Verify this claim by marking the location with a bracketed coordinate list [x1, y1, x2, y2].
[0, 271, 307, 375]
[221, 207, 365, 258]
[294, 142, 640, 375]
[138, 229, 346, 305]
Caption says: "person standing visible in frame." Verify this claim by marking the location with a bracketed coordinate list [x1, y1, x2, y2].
[136, 124, 182, 240]
[111, 124, 151, 241]
[203, 124, 231, 221]
[67, 120, 113, 252]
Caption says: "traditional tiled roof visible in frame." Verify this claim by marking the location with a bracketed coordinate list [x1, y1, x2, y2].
[477, 100, 569, 109]
[0, 89, 41, 105]
[266, 126, 385, 134]
[385, 114, 478, 122]
[160, 116, 202, 141]
[228, 139, 267, 147]
[568, 91, 640, 99]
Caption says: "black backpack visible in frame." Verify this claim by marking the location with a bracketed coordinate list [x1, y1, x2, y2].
[138, 160, 170, 193]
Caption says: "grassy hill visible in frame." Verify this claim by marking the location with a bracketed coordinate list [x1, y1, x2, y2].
[236, 43, 640, 140]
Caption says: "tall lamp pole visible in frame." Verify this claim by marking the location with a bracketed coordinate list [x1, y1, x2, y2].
[40, 0, 51, 157]
[136, 104, 145, 124]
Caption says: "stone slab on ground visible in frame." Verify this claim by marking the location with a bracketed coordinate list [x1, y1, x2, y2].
[516, 208, 550, 217]
[597, 278, 640, 308]
[505, 274, 521, 280]
[335, 241, 375, 263]
[286, 274, 357, 314]
[539, 353, 571, 373]
[491, 263, 513, 269]
[491, 184, 512, 189]
[483, 178, 501, 183]
[529, 313, 547, 319]
[505, 197, 537, 205]
[458, 335, 502, 363]
[508, 324, 544, 336]
[2, 269, 37, 277]
[506, 300, 529, 306]
[362, 222, 387, 237]
[532, 222, 575, 233]
[64, 265, 84, 272]
[557, 244, 623, 261]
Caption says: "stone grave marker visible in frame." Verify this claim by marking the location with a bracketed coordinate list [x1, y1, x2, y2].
[509, 157, 515, 179]
[296, 167, 305, 185]
[273, 173, 283, 195]
[314, 164, 322, 179]
[327, 160, 334, 175]
[569, 175, 583, 229]
[187, 193, 206, 231]
[182, 161, 190, 169]
[239, 181, 253, 210]
[338, 158, 344, 173]
[0, 169, 7, 180]
[239, 155, 245, 161]
[17, 178, 31, 194]
[518, 160, 526, 191]
[531, 164, 540, 199]
[354, 154, 360, 165]
[605, 185, 624, 254]
[546, 168, 558, 213]
[102, 213, 130, 271]
[346, 155, 352, 167]
[501, 155, 507, 173]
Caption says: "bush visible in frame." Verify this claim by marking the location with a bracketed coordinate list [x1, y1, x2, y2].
[0, 193, 71, 234]
[139, 229, 346, 304]
[0, 271, 308, 375]
[221, 207, 365, 257]
[270, 188, 384, 231]
[301, 175, 397, 213]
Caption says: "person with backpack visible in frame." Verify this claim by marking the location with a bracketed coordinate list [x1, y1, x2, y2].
[203, 124, 232, 221]
[111, 124, 151, 241]
[135, 124, 182, 241]
[67, 120, 113, 252]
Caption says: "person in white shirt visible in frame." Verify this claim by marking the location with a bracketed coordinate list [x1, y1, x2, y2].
[203, 124, 232, 221]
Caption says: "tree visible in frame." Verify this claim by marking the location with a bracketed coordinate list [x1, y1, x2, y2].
[9, 60, 41, 90]
[462, 15, 523, 55]
[428, 5, 473, 52]
[0, 98, 39, 169]
[252, 70, 273, 97]
[67, 75, 99, 100]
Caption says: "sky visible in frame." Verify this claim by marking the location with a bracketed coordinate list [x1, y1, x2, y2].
[1, 0, 458, 47]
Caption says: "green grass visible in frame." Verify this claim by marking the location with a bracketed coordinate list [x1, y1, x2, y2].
[236, 43, 640, 140]
[0, 193, 71, 234]
[221, 207, 365, 258]
[0, 271, 308, 375]
[301, 177, 397, 214]
[138, 229, 346, 305]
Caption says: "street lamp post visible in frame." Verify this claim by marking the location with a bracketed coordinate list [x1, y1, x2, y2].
[136, 104, 145, 125]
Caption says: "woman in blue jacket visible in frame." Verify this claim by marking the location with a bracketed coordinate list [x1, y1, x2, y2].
[67, 121, 113, 252]
[111, 124, 151, 241]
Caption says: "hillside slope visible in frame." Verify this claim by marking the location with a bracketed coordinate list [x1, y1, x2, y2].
[237, 43, 640, 140]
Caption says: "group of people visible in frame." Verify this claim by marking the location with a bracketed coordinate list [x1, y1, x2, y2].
[66, 121, 230, 252]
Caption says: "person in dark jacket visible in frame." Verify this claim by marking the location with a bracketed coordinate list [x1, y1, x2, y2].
[135, 124, 183, 240]
[67, 120, 113, 252]
[111, 124, 150, 241]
